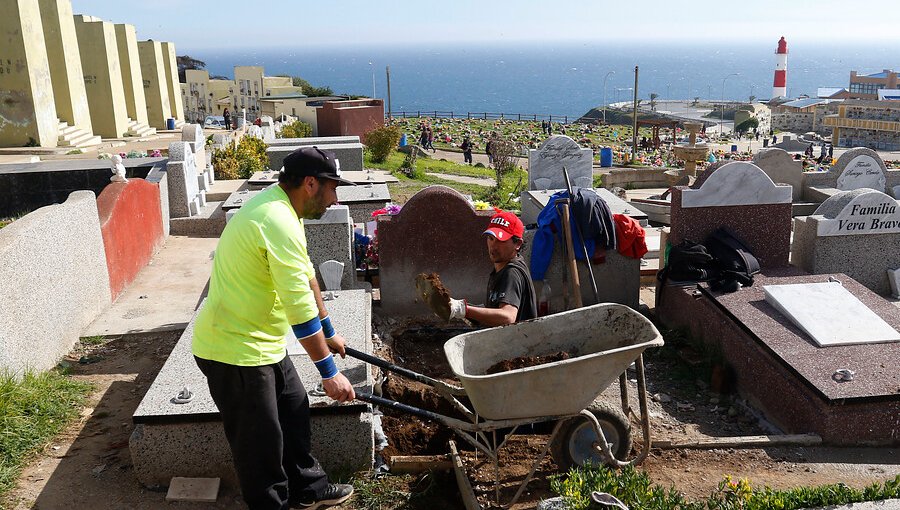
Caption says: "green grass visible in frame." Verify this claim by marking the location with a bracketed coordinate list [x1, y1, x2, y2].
[0, 370, 92, 498]
[78, 335, 106, 347]
[346, 472, 444, 510]
[365, 150, 496, 179]
[552, 464, 900, 510]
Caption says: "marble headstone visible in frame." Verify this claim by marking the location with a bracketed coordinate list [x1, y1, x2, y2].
[166, 142, 202, 218]
[753, 148, 804, 201]
[680, 161, 792, 208]
[814, 189, 900, 236]
[527, 135, 593, 190]
[834, 150, 887, 192]
[763, 282, 900, 347]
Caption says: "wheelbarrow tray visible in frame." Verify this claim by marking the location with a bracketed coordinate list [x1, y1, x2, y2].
[443, 303, 663, 420]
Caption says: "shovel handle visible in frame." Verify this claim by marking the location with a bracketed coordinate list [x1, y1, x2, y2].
[344, 346, 465, 395]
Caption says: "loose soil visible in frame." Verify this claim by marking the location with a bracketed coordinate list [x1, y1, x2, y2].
[485, 352, 570, 375]
[415, 273, 453, 321]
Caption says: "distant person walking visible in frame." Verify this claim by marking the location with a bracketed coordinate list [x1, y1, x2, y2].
[461, 137, 473, 164]
[223, 108, 231, 131]
[485, 139, 493, 165]
[426, 127, 435, 152]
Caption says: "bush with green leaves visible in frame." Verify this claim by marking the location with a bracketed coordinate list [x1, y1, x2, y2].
[278, 120, 312, 139]
[211, 135, 269, 180]
[365, 125, 402, 163]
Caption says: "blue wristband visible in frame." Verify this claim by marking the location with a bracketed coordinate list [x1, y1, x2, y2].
[292, 316, 322, 340]
[313, 353, 339, 380]
[321, 316, 336, 340]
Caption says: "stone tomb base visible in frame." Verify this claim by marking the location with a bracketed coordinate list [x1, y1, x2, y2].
[657, 269, 900, 445]
[130, 290, 375, 488]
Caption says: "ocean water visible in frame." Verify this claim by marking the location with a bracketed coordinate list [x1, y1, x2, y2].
[196, 42, 899, 119]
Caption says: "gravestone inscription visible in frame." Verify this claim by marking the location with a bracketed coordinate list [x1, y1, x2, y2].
[527, 135, 593, 190]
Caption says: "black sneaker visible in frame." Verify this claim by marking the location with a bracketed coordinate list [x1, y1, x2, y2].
[293, 483, 354, 509]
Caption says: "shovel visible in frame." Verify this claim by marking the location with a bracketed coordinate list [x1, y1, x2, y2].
[415, 273, 452, 322]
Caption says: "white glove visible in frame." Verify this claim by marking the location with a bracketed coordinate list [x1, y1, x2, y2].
[449, 298, 467, 320]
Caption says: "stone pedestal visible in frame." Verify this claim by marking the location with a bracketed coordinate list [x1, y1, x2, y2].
[113, 23, 149, 125]
[73, 15, 130, 138]
[137, 40, 172, 130]
[38, 0, 92, 134]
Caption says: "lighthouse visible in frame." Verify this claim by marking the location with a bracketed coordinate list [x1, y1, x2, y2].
[772, 36, 788, 98]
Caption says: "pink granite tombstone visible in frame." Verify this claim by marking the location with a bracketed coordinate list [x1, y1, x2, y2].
[377, 186, 495, 315]
[670, 161, 793, 268]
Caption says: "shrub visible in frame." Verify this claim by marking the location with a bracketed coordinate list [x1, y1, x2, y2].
[212, 136, 269, 179]
[365, 125, 402, 163]
[399, 146, 423, 179]
[279, 120, 312, 139]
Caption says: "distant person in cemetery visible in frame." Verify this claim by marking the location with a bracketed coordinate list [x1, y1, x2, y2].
[223, 108, 231, 131]
[485, 139, 493, 164]
[192, 147, 356, 510]
[828, 144, 834, 158]
[421, 210, 537, 326]
[461, 136, 473, 164]
[426, 127, 436, 152]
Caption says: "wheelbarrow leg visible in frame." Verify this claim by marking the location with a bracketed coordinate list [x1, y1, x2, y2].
[502, 419, 566, 509]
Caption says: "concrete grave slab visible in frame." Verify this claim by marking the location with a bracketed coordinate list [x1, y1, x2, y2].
[267, 143, 365, 174]
[166, 142, 201, 218]
[337, 182, 391, 222]
[657, 269, 900, 444]
[130, 291, 374, 487]
[305, 206, 358, 290]
[520, 188, 648, 226]
[221, 189, 260, 211]
[753, 148, 804, 201]
[528, 135, 593, 190]
[763, 282, 900, 346]
[267, 135, 360, 147]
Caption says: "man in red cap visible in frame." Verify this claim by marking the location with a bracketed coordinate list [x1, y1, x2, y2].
[446, 210, 537, 326]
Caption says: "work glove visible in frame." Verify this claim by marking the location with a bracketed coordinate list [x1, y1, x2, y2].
[448, 298, 467, 320]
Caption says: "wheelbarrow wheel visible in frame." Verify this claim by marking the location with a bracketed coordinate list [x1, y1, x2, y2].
[550, 401, 632, 471]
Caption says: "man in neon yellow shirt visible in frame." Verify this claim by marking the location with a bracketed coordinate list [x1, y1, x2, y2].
[193, 146, 355, 509]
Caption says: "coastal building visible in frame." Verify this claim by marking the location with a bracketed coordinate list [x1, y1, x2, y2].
[847, 70, 899, 100]
[823, 100, 900, 150]
[771, 98, 841, 135]
[0, 0, 182, 148]
[733, 103, 772, 135]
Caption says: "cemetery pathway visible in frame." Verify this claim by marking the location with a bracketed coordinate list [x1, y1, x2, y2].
[83, 236, 219, 336]
[424, 172, 496, 186]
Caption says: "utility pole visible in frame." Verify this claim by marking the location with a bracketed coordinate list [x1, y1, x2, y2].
[721, 73, 739, 136]
[632, 66, 639, 164]
[368, 62, 375, 98]
[386, 66, 392, 120]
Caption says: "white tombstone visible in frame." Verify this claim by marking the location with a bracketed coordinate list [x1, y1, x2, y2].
[753, 148, 803, 201]
[814, 189, 900, 236]
[527, 135, 593, 190]
[680, 161, 792, 208]
[166, 142, 201, 218]
[832, 148, 888, 192]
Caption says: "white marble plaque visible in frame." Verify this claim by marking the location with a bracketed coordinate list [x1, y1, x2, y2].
[763, 282, 900, 347]
[680, 161, 792, 208]
[816, 190, 900, 236]
[836, 155, 886, 192]
[527, 135, 593, 190]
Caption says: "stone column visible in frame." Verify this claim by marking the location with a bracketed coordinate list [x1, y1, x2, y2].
[114, 23, 149, 125]
[137, 40, 172, 130]
[160, 42, 185, 122]
[0, 0, 59, 147]
[73, 15, 129, 138]
[38, 0, 92, 134]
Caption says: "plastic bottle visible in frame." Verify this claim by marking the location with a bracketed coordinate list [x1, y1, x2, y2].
[538, 281, 551, 316]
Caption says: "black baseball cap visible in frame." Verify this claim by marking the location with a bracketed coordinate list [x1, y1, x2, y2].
[281, 146, 355, 186]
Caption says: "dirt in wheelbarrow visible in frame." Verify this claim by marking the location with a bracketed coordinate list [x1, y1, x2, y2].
[372, 310, 900, 508]
[485, 352, 571, 375]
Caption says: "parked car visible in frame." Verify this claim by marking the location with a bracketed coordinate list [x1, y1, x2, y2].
[204, 115, 226, 129]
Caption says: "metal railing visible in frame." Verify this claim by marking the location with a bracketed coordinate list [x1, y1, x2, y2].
[387, 111, 571, 124]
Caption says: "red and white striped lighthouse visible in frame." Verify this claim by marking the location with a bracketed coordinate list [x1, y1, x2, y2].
[772, 36, 788, 98]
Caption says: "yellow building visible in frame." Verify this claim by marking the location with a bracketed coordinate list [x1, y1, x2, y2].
[824, 100, 900, 150]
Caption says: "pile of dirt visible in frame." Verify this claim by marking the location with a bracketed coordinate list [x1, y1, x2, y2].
[414, 273, 453, 321]
[485, 351, 570, 375]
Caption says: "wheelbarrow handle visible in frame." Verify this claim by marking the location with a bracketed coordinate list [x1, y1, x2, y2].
[344, 346, 466, 395]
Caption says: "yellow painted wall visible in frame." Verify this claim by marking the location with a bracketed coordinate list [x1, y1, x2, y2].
[209, 79, 233, 115]
[38, 0, 92, 133]
[73, 16, 129, 138]
[0, 0, 58, 147]
[160, 42, 184, 121]
[138, 40, 171, 129]
[114, 24, 148, 125]
[234, 66, 263, 118]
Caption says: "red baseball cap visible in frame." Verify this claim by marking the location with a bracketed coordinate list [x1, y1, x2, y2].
[484, 211, 524, 241]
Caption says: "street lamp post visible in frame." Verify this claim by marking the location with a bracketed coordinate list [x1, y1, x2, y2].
[720, 73, 739, 136]
[602, 71, 615, 124]
[368, 62, 375, 98]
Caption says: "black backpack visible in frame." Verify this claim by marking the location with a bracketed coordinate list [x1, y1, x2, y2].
[704, 227, 760, 292]
[658, 239, 716, 283]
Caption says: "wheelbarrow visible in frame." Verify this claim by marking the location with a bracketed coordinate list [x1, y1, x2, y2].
[346, 302, 663, 508]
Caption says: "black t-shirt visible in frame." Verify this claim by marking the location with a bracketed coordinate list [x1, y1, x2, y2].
[485, 255, 538, 322]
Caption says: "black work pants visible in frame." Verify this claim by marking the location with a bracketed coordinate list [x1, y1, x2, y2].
[195, 355, 328, 510]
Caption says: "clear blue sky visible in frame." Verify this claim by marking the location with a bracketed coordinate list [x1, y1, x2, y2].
[70, 0, 900, 51]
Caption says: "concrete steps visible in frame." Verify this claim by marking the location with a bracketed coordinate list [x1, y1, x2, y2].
[125, 118, 157, 138]
[56, 121, 101, 148]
